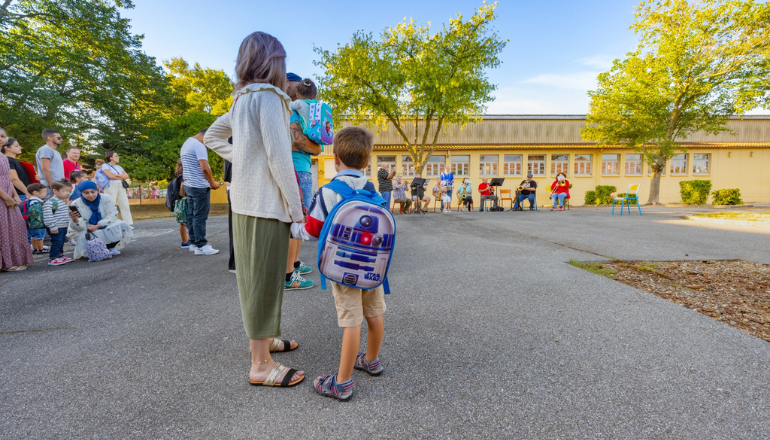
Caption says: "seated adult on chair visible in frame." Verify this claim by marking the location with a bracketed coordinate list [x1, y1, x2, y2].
[514, 174, 537, 210]
[392, 175, 412, 213]
[478, 177, 498, 211]
[549, 173, 570, 211]
[458, 179, 473, 211]
[410, 174, 431, 213]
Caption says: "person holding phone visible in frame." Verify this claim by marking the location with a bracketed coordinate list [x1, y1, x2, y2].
[68, 180, 133, 259]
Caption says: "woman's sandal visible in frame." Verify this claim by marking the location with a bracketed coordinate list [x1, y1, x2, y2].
[6, 266, 27, 272]
[249, 362, 304, 387]
[269, 338, 297, 353]
[314, 373, 353, 401]
[354, 352, 384, 376]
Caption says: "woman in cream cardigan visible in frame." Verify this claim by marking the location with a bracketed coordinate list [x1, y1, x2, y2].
[204, 32, 305, 388]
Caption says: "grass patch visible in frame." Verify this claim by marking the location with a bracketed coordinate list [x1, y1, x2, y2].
[568, 259, 617, 278]
[692, 212, 770, 222]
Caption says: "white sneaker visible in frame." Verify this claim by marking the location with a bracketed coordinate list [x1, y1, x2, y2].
[195, 244, 220, 256]
[189, 244, 198, 252]
[229, 269, 236, 274]
[110, 248, 120, 256]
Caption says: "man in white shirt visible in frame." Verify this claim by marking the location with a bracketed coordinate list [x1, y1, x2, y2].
[181, 129, 220, 255]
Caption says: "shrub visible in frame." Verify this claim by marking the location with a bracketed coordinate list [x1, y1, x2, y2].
[616, 193, 638, 204]
[584, 190, 597, 205]
[595, 185, 617, 205]
[711, 188, 743, 205]
[679, 180, 712, 205]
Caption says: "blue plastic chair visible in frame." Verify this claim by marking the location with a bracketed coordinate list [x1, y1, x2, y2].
[612, 184, 642, 216]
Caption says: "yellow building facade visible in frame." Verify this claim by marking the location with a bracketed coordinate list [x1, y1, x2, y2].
[314, 115, 770, 207]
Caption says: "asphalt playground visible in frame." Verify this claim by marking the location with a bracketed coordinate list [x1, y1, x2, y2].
[1, 207, 769, 439]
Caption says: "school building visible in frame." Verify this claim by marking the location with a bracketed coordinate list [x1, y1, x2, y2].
[313, 115, 770, 207]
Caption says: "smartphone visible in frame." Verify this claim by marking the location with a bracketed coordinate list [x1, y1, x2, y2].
[68, 205, 81, 216]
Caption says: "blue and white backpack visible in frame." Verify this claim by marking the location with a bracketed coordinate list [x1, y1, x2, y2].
[299, 100, 334, 146]
[94, 168, 110, 190]
[317, 180, 396, 293]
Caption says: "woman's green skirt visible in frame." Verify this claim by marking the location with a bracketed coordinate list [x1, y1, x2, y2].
[232, 213, 290, 340]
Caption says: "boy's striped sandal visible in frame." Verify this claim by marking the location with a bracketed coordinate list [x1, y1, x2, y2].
[249, 362, 304, 387]
[314, 373, 353, 401]
[354, 352, 384, 376]
[269, 338, 297, 352]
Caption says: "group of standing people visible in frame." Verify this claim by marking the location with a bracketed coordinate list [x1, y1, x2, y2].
[0, 127, 134, 271]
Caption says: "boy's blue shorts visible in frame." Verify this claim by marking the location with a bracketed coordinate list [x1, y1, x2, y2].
[28, 228, 46, 240]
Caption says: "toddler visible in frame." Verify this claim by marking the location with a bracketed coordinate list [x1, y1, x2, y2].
[25, 183, 48, 254]
[43, 180, 74, 266]
[289, 78, 333, 143]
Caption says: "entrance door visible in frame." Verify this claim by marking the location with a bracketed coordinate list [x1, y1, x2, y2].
[311, 160, 319, 193]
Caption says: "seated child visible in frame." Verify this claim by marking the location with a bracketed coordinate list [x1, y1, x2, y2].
[43, 180, 74, 266]
[289, 78, 333, 145]
[68, 170, 88, 202]
[290, 127, 386, 401]
[25, 183, 49, 255]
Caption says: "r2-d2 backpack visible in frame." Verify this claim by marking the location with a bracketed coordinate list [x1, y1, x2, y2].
[317, 180, 396, 293]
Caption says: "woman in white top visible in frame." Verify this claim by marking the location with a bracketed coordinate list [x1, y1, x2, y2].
[101, 151, 133, 227]
[68, 180, 133, 259]
[204, 32, 305, 388]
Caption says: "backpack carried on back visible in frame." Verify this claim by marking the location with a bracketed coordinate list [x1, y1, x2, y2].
[94, 168, 110, 190]
[25, 199, 56, 229]
[299, 100, 334, 146]
[165, 176, 183, 212]
[317, 180, 396, 293]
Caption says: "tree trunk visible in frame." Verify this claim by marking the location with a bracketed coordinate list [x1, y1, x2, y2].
[646, 157, 666, 205]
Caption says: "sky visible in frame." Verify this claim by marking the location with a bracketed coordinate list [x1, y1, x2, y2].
[123, 0, 769, 115]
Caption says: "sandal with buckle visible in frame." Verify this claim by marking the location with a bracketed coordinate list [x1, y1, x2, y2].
[314, 373, 353, 401]
[249, 362, 304, 387]
[354, 352, 384, 376]
[269, 338, 298, 353]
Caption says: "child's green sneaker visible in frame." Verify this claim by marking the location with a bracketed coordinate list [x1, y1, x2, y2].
[297, 261, 312, 275]
[285, 270, 314, 290]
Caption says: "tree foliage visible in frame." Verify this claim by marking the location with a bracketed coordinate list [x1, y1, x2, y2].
[314, 2, 506, 173]
[164, 57, 234, 115]
[582, 0, 770, 204]
[0, 0, 183, 163]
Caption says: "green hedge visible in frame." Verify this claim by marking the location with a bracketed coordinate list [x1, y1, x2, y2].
[679, 180, 712, 205]
[584, 185, 617, 205]
[712, 188, 743, 205]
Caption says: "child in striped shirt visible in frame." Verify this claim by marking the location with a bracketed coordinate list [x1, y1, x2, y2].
[44, 180, 74, 266]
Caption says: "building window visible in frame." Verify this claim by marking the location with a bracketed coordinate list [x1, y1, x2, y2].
[363, 159, 371, 177]
[574, 154, 592, 176]
[504, 155, 522, 176]
[693, 154, 710, 174]
[378, 156, 397, 173]
[601, 154, 619, 175]
[425, 155, 445, 178]
[527, 155, 545, 176]
[451, 155, 470, 177]
[625, 154, 642, 175]
[401, 155, 415, 177]
[551, 154, 569, 176]
[479, 155, 498, 176]
[670, 154, 687, 174]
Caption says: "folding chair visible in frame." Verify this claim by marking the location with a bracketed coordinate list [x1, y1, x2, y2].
[612, 184, 642, 216]
[499, 189, 513, 210]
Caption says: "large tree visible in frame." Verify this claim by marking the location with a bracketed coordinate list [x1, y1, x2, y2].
[314, 2, 506, 174]
[0, 0, 182, 162]
[164, 57, 234, 115]
[582, 0, 770, 205]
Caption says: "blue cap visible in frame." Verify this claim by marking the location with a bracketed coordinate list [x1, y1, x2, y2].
[286, 72, 302, 82]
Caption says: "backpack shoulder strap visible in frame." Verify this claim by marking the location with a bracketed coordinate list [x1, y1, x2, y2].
[323, 179, 356, 199]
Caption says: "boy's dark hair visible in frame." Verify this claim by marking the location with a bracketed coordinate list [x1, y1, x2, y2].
[69, 170, 87, 183]
[27, 183, 47, 194]
[42, 129, 59, 141]
[51, 179, 73, 191]
[333, 127, 373, 170]
[296, 78, 317, 99]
